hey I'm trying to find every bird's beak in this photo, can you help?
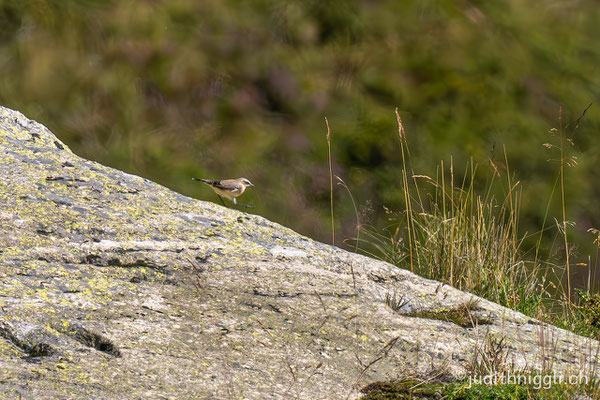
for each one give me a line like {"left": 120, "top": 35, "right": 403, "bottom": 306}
{"left": 249, "top": 182, "right": 255, "bottom": 187}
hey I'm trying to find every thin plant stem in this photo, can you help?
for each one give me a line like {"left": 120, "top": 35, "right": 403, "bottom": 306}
{"left": 337, "top": 176, "right": 360, "bottom": 254}
{"left": 558, "top": 107, "right": 571, "bottom": 304}
{"left": 325, "top": 117, "right": 335, "bottom": 246}
{"left": 395, "top": 108, "right": 414, "bottom": 273}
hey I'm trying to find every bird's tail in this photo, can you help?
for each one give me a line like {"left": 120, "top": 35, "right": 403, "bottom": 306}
{"left": 192, "top": 178, "right": 217, "bottom": 185}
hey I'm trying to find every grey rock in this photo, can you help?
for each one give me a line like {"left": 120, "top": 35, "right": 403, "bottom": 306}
{"left": 0, "top": 105, "right": 597, "bottom": 399}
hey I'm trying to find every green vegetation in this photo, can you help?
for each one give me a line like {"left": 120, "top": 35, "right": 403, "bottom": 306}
{"left": 0, "top": 0, "right": 599, "bottom": 257}
{"left": 571, "top": 289, "right": 600, "bottom": 340}
{"left": 359, "top": 377, "right": 594, "bottom": 400}
{"left": 360, "top": 380, "right": 445, "bottom": 400}
{"left": 402, "top": 300, "right": 491, "bottom": 328}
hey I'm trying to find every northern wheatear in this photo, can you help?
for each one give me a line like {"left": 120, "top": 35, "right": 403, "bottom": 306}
{"left": 192, "top": 177, "right": 254, "bottom": 208}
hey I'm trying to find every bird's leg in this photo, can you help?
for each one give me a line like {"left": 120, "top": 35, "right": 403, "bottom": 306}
{"left": 232, "top": 197, "right": 253, "bottom": 208}
{"left": 217, "top": 195, "right": 226, "bottom": 207}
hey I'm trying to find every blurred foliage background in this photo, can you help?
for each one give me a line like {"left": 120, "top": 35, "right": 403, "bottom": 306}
{"left": 1, "top": 0, "right": 599, "bottom": 274}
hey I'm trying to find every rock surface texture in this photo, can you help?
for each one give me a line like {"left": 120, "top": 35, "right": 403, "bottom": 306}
{"left": 0, "top": 105, "right": 597, "bottom": 399}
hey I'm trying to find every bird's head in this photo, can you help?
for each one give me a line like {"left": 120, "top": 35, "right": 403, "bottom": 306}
{"left": 240, "top": 178, "right": 254, "bottom": 187}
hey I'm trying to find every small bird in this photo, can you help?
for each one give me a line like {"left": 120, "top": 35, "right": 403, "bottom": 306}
{"left": 192, "top": 177, "right": 254, "bottom": 208}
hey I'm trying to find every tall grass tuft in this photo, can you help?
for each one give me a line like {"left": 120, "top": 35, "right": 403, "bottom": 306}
{"left": 358, "top": 110, "right": 547, "bottom": 313}
{"left": 400, "top": 157, "right": 541, "bottom": 311}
